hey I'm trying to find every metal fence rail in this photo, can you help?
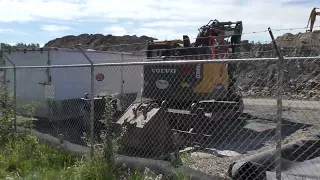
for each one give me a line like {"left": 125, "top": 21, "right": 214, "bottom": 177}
{"left": 0, "top": 30, "right": 319, "bottom": 180}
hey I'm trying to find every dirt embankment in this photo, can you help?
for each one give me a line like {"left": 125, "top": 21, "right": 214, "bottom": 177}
{"left": 236, "top": 31, "right": 320, "bottom": 100}
{"left": 44, "top": 33, "right": 155, "bottom": 52}
{"left": 44, "top": 31, "right": 320, "bottom": 100}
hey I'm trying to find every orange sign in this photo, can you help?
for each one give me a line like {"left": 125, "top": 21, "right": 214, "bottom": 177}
{"left": 95, "top": 73, "right": 105, "bottom": 81}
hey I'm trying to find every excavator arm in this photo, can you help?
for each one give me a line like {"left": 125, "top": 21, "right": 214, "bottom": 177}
{"left": 307, "top": 7, "right": 320, "bottom": 32}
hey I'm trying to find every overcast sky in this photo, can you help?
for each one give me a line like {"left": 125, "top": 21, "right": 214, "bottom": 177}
{"left": 0, "top": 0, "right": 319, "bottom": 47}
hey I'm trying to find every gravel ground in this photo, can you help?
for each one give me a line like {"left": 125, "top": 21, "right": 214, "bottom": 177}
{"left": 181, "top": 100, "right": 320, "bottom": 178}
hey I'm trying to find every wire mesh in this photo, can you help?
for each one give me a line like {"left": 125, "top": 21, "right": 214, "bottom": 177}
{"left": 113, "top": 57, "right": 282, "bottom": 178}
{"left": 0, "top": 25, "right": 319, "bottom": 179}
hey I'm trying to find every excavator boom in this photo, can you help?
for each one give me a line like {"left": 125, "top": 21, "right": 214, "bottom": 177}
{"left": 307, "top": 7, "right": 320, "bottom": 32}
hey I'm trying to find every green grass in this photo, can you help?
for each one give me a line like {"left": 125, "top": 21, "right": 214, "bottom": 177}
{"left": 0, "top": 133, "right": 189, "bottom": 180}
{"left": 0, "top": 132, "right": 150, "bottom": 180}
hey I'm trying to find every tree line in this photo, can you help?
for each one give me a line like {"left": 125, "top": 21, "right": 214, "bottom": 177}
{"left": 1, "top": 42, "right": 40, "bottom": 50}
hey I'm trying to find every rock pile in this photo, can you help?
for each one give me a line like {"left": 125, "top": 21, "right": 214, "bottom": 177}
{"left": 44, "top": 31, "right": 320, "bottom": 100}
{"left": 235, "top": 30, "right": 320, "bottom": 100}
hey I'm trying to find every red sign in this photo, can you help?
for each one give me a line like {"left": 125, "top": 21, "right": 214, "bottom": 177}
{"left": 95, "top": 73, "right": 105, "bottom": 81}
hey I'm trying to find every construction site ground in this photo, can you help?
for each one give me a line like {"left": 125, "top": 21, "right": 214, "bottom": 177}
{"left": 184, "top": 98, "right": 320, "bottom": 177}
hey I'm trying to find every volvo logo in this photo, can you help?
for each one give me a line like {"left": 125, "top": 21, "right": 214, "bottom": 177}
{"left": 152, "top": 69, "right": 176, "bottom": 74}
{"left": 155, "top": 80, "right": 169, "bottom": 89}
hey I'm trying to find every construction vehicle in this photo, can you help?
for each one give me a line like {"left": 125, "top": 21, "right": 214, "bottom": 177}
{"left": 307, "top": 7, "right": 320, "bottom": 32}
{"left": 112, "top": 19, "right": 245, "bottom": 159}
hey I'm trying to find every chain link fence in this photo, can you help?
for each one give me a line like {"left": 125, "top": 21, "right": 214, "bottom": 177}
{"left": 0, "top": 30, "right": 319, "bottom": 179}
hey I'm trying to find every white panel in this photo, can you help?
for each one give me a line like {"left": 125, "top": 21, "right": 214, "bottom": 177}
{"left": 50, "top": 50, "right": 123, "bottom": 100}
{"left": 2, "top": 49, "right": 146, "bottom": 118}
{"left": 122, "top": 53, "right": 145, "bottom": 94}
{"left": 48, "top": 49, "right": 145, "bottom": 100}
{"left": 50, "top": 49, "right": 122, "bottom": 65}
{"left": 3, "top": 50, "right": 49, "bottom": 117}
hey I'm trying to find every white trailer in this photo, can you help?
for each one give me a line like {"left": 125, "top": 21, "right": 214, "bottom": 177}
{"left": 2, "top": 47, "right": 145, "bottom": 121}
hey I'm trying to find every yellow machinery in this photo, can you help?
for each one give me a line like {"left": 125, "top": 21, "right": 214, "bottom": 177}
{"left": 307, "top": 7, "right": 320, "bottom": 32}
{"left": 110, "top": 20, "right": 246, "bottom": 160}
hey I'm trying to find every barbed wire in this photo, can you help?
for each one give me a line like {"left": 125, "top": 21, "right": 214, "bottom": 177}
{"left": 93, "top": 25, "right": 320, "bottom": 48}
{"left": 243, "top": 25, "right": 320, "bottom": 34}
{"left": 3, "top": 44, "right": 319, "bottom": 64}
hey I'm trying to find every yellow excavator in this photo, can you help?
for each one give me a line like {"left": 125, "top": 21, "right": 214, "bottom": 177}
{"left": 307, "top": 7, "right": 320, "bottom": 32}
{"left": 111, "top": 19, "right": 245, "bottom": 159}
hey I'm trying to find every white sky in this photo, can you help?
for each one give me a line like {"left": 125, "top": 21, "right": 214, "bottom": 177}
{"left": 0, "top": 0, "right": 319, "bottom": 45}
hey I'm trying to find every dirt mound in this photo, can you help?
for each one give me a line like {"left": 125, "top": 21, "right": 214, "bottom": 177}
{"left": 236, "top": 30, "right": 320, "bottom": 100}
{"left": 44, "top": 31, "right": 320, "bottom": 100}
{"left": 44, "top": 33, "right": 156, "bottom": 52}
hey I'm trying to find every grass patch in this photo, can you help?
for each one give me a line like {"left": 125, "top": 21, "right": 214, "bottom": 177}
{"left": 0, "top": 132, "right": 189, "bottom": 180}
{"left": 0, "top": 132, "right": 152, "bottom": 180}
{"left": 0, "top": 133, "right": 77, "bottom": 179}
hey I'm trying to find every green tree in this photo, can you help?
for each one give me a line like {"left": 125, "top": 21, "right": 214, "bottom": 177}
{"left": 0, "top": 42, "right": 40, "bottom": 50}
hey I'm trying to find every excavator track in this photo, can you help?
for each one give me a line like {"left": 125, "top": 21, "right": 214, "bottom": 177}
{"left": 111, "top": 97, "right": 243, "bottom": 158}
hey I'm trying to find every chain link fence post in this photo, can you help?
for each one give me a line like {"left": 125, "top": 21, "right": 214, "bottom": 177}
{"left": 3, "top": 54, "right": 17, "bottom": 132}
{"left": 120, "top": 53, "right": 124, "bottom": 105}
{"left": 90, "top": 58, "right": 95, "bottom": 158}
{"left": 78, "top": 47, "right": 95, "bottom": 158}
{"left": 268, "top": 27, "right": 284, "bottom": 180}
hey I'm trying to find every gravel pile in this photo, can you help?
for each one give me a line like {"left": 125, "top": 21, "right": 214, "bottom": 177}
{"left": 235, "top": 31, "right": 320, "bottom": 100}
{"left": 44, "top": 33, "right": 155, "bottom": 52}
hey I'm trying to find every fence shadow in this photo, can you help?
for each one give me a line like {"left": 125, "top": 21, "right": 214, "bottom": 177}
{"left": 29, "top": 107, "right": 314, "bottom": 159}
{"left": 32, "top": 117, "right": 88, "bottom": 146}
{"left": 191, "top": 113, "right": 313, "bottom": 156}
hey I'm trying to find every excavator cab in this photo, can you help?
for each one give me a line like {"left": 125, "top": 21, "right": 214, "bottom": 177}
{"left": 142, "top": 19, "right": 243, "bottom": 107}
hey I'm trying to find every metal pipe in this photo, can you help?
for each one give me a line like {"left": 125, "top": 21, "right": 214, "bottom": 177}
{"left": 0, "top": 56, "right": 318, "bottom": 69}
{"left": 78, "top": 47, "right": 95, "bottom": 158}
{"left": 3, "top": 54, "right": 17, "bottom": 132}
{"left": 268, "top": 27, "right": 284, "bottom": 180}
{"left": 120, "top": 53, "right": 124, "bottom": 106}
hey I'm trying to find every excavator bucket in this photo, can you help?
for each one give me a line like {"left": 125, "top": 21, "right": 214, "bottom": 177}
{"left": 112, "top": 99, "right": 242, "bottom": 158}
{"left": 113, "top": 101, "right": 179, "bottom": 158}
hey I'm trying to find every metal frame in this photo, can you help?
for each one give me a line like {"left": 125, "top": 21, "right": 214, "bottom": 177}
{"left": 2, "top": 54, "right": 17, "bottom": 132}
{"left": 78, "top": 47, "right": 95, "bottom": 158}
{"left": 268, "top": 27, "right": 284, "bottom": 180}
{"left": 0, "top": 56, "right": 318, "bottom": 70}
